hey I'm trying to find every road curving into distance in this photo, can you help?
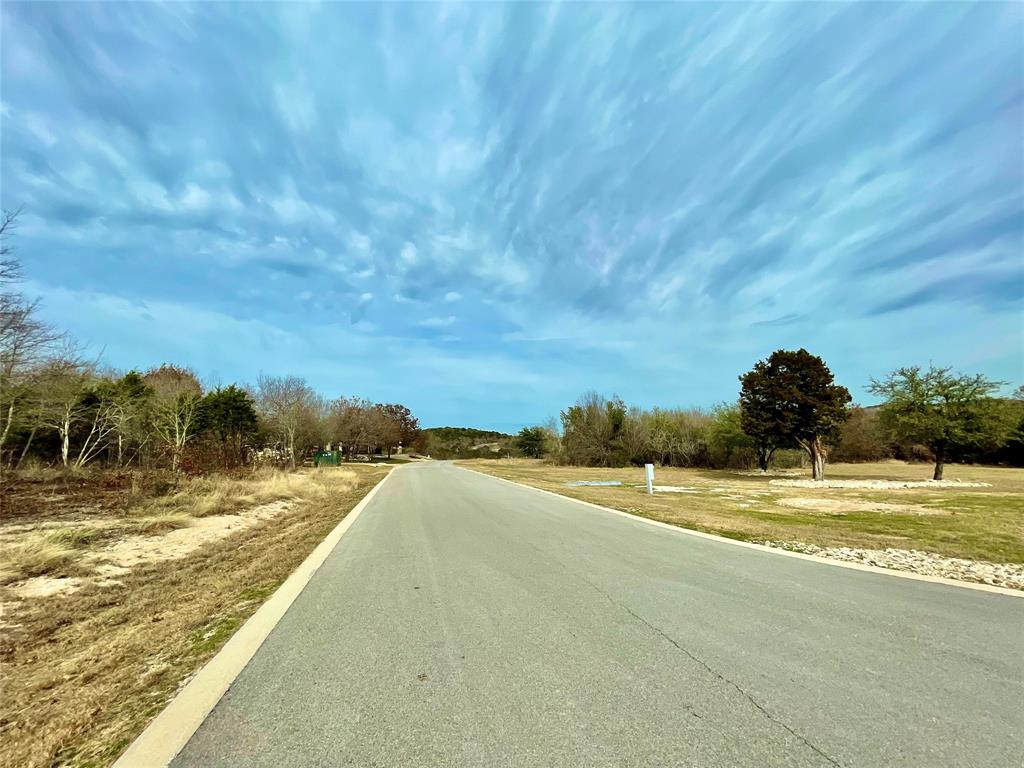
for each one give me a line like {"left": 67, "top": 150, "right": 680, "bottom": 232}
{"left": 170, "top": 461, "right": 1024, "bottom": 767}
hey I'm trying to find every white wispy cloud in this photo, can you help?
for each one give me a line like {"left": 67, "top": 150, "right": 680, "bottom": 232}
{"left": 2, "top": 2, "right": 1020, "bottom": 428}
{"left": 418, "top": 315, "right": 456, "bottom": 328}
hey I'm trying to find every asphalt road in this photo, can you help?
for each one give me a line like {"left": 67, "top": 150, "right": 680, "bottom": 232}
{"left": 173, "top": 462, "right": 1024, "bottom": 767}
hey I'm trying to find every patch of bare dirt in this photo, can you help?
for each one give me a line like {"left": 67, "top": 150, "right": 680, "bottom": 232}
{"left": 87, "top": 499, "right": 293, "bottom": 570}
{"left": 777, "top": 497, "right": 939, "bottom": 515}
{"left": 770, "top": 478, "right": 991, "bottom": 489}
{"left": 731, "top": 469, "right": 803, "bottom": 477}
{"left": 631, "top": 485, "right": 699, "bottom": 493}
{"left": 10, "top": 576, "right": 86, "bottom": 599}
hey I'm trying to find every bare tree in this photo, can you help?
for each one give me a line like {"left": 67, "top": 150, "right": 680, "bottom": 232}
{"left": 255, "top": 374, "right": 320, "bottom": 469}
{"left": 35, "top": 354, "right": 118, "bottom": 468}
{"left": 145, "top": 365, "right": 203, "bottom": 471}
{"left": 376, "top": 403, "right": 419, "bottom": 456}
{"left": 0, "top": 208, "right": 23, "bottom": 283}
{"left": 328, "top": 396, "right": 374, "bottom": 459}
{"left": 0, "top": 209, "right": 62, "bottom": 469}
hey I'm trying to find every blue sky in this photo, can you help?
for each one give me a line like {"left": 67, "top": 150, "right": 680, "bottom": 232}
{"left": 2, "top": 2, "right": 1022, "bottom": 431}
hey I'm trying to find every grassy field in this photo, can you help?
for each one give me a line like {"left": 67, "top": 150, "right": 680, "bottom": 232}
{"left": 458, "top": 459, "right": 1024, "bottom": 567}
{"left": 0, "top": 465, "right": 388, "bottom": 768}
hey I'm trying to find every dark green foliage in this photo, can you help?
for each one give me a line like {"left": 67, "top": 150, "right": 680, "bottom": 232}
{"left": 197, "top": 385, "right": 258, "bottom": 466}
{"left": 983, "top": 390, "right": 1024, "bottom": 466}
{"left": 420, "top": 426, "right": 515, "bottom": 459}
{"left": 515, "top": 426, "right": 547, "bottom": 458}
{"left": 739, "top": 349, "right": 851, "bottom": 477}
{"left": 115, "top": 371, "right": 151, "bottom": 402}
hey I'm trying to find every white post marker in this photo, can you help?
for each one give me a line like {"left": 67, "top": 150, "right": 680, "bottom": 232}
{"left": 645, "top": 463, "right": 654, "bottom": 495}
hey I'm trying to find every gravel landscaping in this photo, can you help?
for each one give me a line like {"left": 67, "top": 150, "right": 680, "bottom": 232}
{"left": 760, "top": 540, "right": 1024, "bottom": 590}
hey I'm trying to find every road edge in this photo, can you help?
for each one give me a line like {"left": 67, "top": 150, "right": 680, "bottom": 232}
{"left": 457, "top": 464, "right": 1022, "bottom": 598}
{"left": 113, "top": 467, "right": 399, "bottom": 768}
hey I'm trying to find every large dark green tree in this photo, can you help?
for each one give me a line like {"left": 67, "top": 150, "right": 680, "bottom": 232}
{"left": 868, "top": 365, "right": 1010, "bottom": 480}
{"left": 515, "top": 426, "right": 547, "bottom": 458}
{"left": 739, "top": 349, "right": 851, "bottom": 480}
{"left": 199, "top": 385, "right": 258, "bottom": 466}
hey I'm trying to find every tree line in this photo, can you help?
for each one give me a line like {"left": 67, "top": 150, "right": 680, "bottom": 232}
{"left": 0, "top": 211, "right": 421, "bottom": 474}
{"left": 517, "top": 349, "right": 1022, "bottom": 481}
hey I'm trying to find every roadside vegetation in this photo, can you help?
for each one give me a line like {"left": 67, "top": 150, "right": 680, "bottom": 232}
{"left": 512, "top": 353, "right": 1021, "bottom": 479}
{"left": 0, "top": 464, "right": 388, "bottom": 768}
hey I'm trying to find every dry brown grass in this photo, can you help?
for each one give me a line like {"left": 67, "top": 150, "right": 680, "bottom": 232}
{"left": 0, "top": 525, "right": 109, "bottom": 585}
{"left": 0, "top": 535, "right": 76, "bottom": 585}
{"left": 460, "top": 459, "right": 1024, "bottom": 564}
{"left": 124, "top": 513, "right": 193, "bottom": 536}
{"left": 0, "top": 465, "right": 388, "bottom": 768}
{"left": 133, "top": 470, "right": 320, "bottom": 518}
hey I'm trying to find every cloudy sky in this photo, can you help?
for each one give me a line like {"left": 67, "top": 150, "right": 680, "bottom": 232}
{"left": 2, "top": 2, "right": 1022, "bottom": 431}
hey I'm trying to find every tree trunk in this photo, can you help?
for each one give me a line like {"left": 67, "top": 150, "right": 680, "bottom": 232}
{"left": 60, "top": 409, "right": 71, "bottom": 467}
{"left": 74, "top": 411, "right": 102, "bottom": 468}
{"left": 800, "top": 435, "right": 827, "bottom": 481}
{"left": 933, "top": 442, "right": 945, "bottom": 481}
{"left": 0, "top": 401, "right": 14, "bottom": 464}
{"left": 756, "top": 444, "right": 770, "bottom": 472}
{"left": 15, "top": 427, "right": 37, "bottom": 469}
{"left": 809, "top": 435, "right": 827, "bottom": 480}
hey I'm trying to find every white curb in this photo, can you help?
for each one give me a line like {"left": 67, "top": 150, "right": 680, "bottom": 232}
{"left": 114, "top": 467, "right": 398, "bottom": 767}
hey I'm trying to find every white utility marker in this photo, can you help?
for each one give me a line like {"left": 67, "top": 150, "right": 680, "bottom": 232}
{"left": 645, "top": 463, "right": 654, "bottom": 495}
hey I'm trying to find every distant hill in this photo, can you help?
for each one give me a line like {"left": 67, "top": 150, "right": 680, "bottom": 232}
{"left": 420, "top": 427, "right": 517, "bottom": 459}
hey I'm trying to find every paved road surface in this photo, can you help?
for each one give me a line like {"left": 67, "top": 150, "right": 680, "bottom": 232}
{"left": 173, "top": 462, "right": 1024, "bottom": 767}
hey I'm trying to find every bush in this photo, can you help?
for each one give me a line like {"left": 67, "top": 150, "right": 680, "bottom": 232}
{"left": 831, "top": 407, "right": 891, "bottom": 463}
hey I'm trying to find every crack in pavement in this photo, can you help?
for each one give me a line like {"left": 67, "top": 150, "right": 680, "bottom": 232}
{"left": 578, "top": 573, "right": 845, "bottom": 768}
{"left": 517, "top": 533, "right": 843, "bottom": 766}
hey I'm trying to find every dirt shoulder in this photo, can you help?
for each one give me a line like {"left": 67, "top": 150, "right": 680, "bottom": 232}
{"left": 0, "top": 465, "right": 388, "bottom": 768}
{"left": 458, "top": 459, "right": 1024, "bottom": 590}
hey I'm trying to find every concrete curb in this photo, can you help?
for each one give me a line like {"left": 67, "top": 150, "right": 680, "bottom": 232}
{"left": 457, "top": 465, "right": 1023, "bottom": 599}
{"left": 113, "top": 467, "right": 398, "bottom": 767}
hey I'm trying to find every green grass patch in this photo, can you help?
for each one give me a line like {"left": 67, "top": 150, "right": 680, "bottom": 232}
{"left": 189, "top": 615, "right": 242, "bottom": 656}
{"left": 239, "top": 581, "right": 281, "bottom": 602}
